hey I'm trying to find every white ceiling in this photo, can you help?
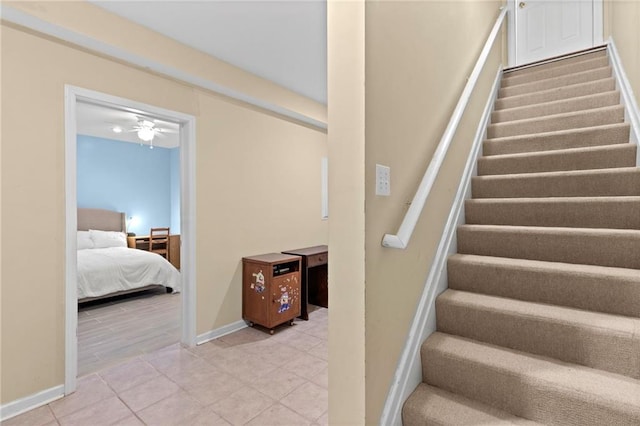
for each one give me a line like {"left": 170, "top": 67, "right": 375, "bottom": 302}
{"left": 88, "top": 0, "right": 327, "bottom": 105}
{"left": 77, "top": 102, "right": 180, "bottom": 149}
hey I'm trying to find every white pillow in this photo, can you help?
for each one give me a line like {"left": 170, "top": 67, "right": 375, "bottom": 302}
{"left": 77, "top": 231, "right": 94, "bottom": 250}
{"left": 89, "top": 229, "right": 127, "bottom": 248}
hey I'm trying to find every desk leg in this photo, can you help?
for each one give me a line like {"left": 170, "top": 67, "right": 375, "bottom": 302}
{"left": 299, "top": 262, "right": 309, "bottom": 321}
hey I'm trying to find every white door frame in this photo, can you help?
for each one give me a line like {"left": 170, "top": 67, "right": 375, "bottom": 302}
{"left": 507, "top": 0, "right": 604, "bottom": 67}
{"left": 64, "top": 85, "right": 197, "bottom": 394}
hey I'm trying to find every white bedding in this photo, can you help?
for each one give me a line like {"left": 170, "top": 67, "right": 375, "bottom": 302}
{"left": 77, "top": 247, "right": 181, "bottom": 300}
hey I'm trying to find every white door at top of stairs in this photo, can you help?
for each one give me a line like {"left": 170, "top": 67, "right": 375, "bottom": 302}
{"left": 514, "top": 0, "right": 597, "bottom": 66}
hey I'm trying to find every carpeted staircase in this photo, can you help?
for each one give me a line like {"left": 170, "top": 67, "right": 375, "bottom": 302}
{"left": 403, "top": 48, "right": 640, "bottom": 425}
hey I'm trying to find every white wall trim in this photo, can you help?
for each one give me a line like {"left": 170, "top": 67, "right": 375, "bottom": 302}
{"left": 379, "top": 66, "right": 503, "bottom": 426}
{"left": 196, "top": 320, "right": 248, "bottom": 345}
{"left": 64, "top": 86, "right": 197, "bottom": 397}
{"left": 507, "top": 0, "right": 604, "bottom": 67}
{"left": 607, "top": 38, "right": 640, "bottom": 166}
{"left": 1, "top": 4, "right": 327, "bottom": 131}
{"left": 321, "top": 157, "right": 329, "bottom": 220}
{"left": 0, "top": 385, "right": 64, "bottom": 422}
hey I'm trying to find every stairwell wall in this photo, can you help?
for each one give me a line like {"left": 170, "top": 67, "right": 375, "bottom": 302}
{"left": 363, "top": 1, "right": 504, "bottom": 422}
{"left": 605, "top": 0, "right": 640, "bottom": 98}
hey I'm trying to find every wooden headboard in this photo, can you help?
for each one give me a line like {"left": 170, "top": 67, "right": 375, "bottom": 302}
{"left": 78, "top": 208, "right": 126, "bottom": 232}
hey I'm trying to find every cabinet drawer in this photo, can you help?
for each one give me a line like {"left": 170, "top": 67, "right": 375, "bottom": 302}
{"left": 307, "top": 252, "right": 328, "bottom": 268}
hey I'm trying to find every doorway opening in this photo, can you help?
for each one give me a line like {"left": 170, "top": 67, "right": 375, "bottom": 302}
{"left": 64, "top": 86, "right": 197, "bottom": 394}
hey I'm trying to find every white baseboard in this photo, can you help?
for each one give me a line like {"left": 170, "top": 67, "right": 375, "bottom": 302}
{"left": 379, "top": 66, "right": 503, "bottom": 426}
{"left": 196, "top": 319, "right": 248, "bottom": 345}
{"left": 608, "top": 37, "right": 640, "bottom": 166}
{"left": 0, "top": 385, "right": 64, "bottom": 422}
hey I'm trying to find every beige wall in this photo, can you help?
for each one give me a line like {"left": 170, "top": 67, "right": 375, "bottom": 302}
{"left": 363, "top": 0, "right": 502, "bottom": 422}
{"left": 605, "top": 0, "right": 640, "bottom": 98}
{"left": 327, "top": 0, "right": 366, "bottom": 424}
{"left": 1, "top": 21, "right": 327, "bottom": 404}
{"left": 328, "top": 0, "right": 504, "bottom": 422}
{"left": 4, "top": 0, "right": 326, "bottom": 126}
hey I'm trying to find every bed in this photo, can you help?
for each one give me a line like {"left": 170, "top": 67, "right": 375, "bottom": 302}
{"left": 77, "top": 208, "right": 181, "bottom": 302}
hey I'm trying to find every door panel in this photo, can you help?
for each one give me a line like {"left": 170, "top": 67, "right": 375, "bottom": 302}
{"left": 516, "top": 0, "right": 594, "bottom": 65}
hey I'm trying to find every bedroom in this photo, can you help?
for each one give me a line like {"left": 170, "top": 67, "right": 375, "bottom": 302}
{"left": 75, "top": 101, "right": 184, "bottom": 375}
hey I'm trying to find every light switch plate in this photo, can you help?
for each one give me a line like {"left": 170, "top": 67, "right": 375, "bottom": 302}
{"left": 376, "top": 164, "right": 391, "bottom": 196}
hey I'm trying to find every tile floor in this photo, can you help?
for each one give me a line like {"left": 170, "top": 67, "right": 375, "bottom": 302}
{"left": 3, "top": 308, "right": 328, "bottom": 426}
{"left": 78, "top": 289, "right": 181, "bottom": 376}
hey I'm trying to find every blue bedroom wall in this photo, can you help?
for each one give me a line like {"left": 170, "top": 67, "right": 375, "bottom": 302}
{"left": 77, "top": 135, "right": 180, "bottom": 236}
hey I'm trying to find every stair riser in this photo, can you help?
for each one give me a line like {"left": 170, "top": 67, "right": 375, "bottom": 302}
{"left": 487, "top": 106, "right": 624, "bottom": 139}
{"left": 499, "top": 67, "right": 612, "bottom": 98}
{"left": 447, "top": 256, "right": 640, "bottom": 317}
{"left": 457, "top": 227, "right": 640, "bottom": 269}
{"left": 478, "top": 145, "right": 636, "bottom": 175}
{"left": 495, "top": 78, "right": 616, "bottom": 110}
{"left": 472, "top": 170, "right": 640, "bottom": 198}
{"left": 491, "top": 91, "right": 620, "bottom": 123}
{"left": 403, "top": 384, "right": 542, "bottom": 426}
{"left": 465, "top": 199, "right": 640, "bottom": 229}
{"left": 422, "top": 342, "right": 640, "bottom": 425}
{"left": 505, "top": 50, "right": 607, "bottom": 78}
{"left": 483, "top": 124, "right": 630, "bottom": 156}
{"left": 502, "top": 56, "right": 610, "bottom": 88}
{"left": 436, "top": 294, "right": 640, "bottom": 378}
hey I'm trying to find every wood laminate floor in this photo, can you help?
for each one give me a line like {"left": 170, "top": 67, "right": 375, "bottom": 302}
{"left": 78, "top": 288, "right": 181, "bottom": 376}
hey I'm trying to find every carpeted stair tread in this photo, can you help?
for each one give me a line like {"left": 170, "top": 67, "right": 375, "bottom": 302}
{"left": 457, "top": 224, "right": 640, "bottom": 269}
{"left": 408, "top": 47, "right": 640, "bottom": 424}
{"left": 436, "top": 289, "right": 640, "bottom": 378}
{"left": 465, "top": 196, "right": 640, "bottom": 229}
{"left": 499, "top": 66, "right": 612, "bottom": 98}
{"left": 504, "top": 49, "right": 607, "bottom": 77}
{"left": 477, "top": 144, "right": 636, "bottom": 176}
{"left": 491, "top": 91, "right": 620, "bottom": 123}
{"left": 502, "top": 55, "right": 610, "bottom": 88}
{"left": 403, "top": 383, "right": 542, "bottom": 426}
{"left": 495, "top": 77, "right": 616, "bottom": 110}
{"left": 422, "top": 332, "right": 640, "bottom": 425}
{"left": 483, "top": 123, "right": 630, "bottom": 156}
{"left": 447, "top": 254, "right": 640, "bottom": 318}
{"left": 487, "top": 105, "right": 624, "bottom": 138}
{"left": 472, "top": 167, "right": 640, "bottom": 198}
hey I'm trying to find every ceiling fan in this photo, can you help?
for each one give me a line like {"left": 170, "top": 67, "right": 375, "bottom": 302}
{"left": 122, "top": 118, "right": 177, "bottom": 149}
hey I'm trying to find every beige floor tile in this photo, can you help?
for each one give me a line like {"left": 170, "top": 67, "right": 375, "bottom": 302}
{"left": 218, "top": 327, "right": 270, "bottom": 347}
{"left": 303, "top": 324, "right": 328, "bottom": 340}
{"left": 187, "top": 339, "right": 231, "bottom": 358}
{"left": 248, "top": 367, "right": 307, "bottom": 400}
{"left": 234, "top": 341, "right": 306, "bottom": 369}
{"left": 309, "top": 366, "right": 328, "bottom": 389}
{"left": 315, "top": 410, "right": 329, "bottom": 426}
{"left": 111, "top": 415, "right": 145, "bottom": 426}
{"left": 183, "top": 408, "right": 232, "bottom": 425}
{"left": 287, "top": 353, "right": 327, "bottom": 381}
{"left": 181, "top": 369, "right": 245, "bottom": 406}
{"left": 245, "top": 403, "right": 313, "bottom": 426}
{"left": 117, "top": 375, "right": 180, "bottom": 412}
{"left": 209, "top": 387, "right": 275, "bottom": 426}
{"left": 280, "top": 382, "right": 328, "bottom": 422}
{"left": 163, "top": 357, "right": 221, "bottom": 385}
{"left": 57, "top": 396, "right": 132, "bottom": 426}
{"left": 1, "top": 405, "right": 56, "bottom": 426}
{"left": 310, "top": 342, "right": 328, "bottom": 362}
{"left": 144, "top": 346, "right": 202, "bottom": 374}
{"left": 203, "top": 347, "right": 280, "bottom": 383}
{"left": 99, "top": 357, "right": 160, "bottom": 393}
{"left": 281, "top": 332, "right": 323, "bottom": 353}
{"left": 49, "top": 374, "right": 116, "bottom": 418}
{"left": 136, "top": 391, "right": 203, "bottom": 426}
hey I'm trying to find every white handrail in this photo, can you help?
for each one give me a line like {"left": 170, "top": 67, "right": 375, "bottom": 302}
{"left": 382, "top": 7, "right": 507, "bottom": 249}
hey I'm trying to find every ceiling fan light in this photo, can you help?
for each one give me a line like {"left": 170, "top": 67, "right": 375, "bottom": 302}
{"left": 137, "top": 127, "right": 155, "bottom": 142}
{"left": 112, "top": 126, "right": 123, "bottom": 133}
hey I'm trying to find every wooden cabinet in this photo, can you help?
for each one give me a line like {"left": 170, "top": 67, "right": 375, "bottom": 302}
{"left": 127, "top": 234, "right": 181, "bottom": 270}
{"left": 242, "top": 253, "right": 301, "bottom": 334}
{"left": 282, "top": 245, "right": 328, "bottom": 320}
